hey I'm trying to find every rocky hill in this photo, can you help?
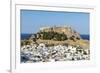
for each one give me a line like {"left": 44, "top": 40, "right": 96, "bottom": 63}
{"left": 30, "top": 26, "right": 81, "bottom": 41}
{"left": 25, "top": 26, "right": 89, "bottom": 49}
{"left": 22, "top": 26, "right": 89, "bottom": 48}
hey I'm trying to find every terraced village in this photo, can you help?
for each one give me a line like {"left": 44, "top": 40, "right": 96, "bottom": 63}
{"left": 21, "top": 26, "right": 90, "bottom": 63}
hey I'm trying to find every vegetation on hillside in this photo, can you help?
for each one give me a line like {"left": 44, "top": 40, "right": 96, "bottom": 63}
{"left": 39, "top": 31, "right": 68, "bottom": 41}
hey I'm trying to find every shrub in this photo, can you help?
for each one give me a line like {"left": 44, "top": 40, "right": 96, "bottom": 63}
{"left": 69, "top": 36, "right": 75, "bottom": 41}
{"left": 76, "top": 37, "right": 80, "bottom": 40}
{"left": 22, "top": 40, "right": 31, "bottom": 45}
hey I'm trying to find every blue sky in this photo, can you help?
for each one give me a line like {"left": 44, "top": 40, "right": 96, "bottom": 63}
{"left": 21, "top": 10, "right": 90, "bottom": 34}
